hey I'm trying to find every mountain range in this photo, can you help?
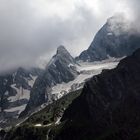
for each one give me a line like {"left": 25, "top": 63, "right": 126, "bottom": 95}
{"left": 56, "top": 48, "right": 140, "bottom": 140}
{"left": 20, "top": 45, "right": 79, "bottom": 117}
{"left": 3, "top": 43, "right": 140, "bottom": 140}
{"left": 22, "top": 15, "right": 140, "bottom": 118}
{"left": 0, "top": 67, "right": 43, "bottom": 128}
{"left": 1, "top": 15, "right": 140, "bottom": 140}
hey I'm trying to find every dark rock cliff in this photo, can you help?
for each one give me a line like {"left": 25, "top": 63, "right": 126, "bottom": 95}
{"left": 56, "top": 48, "right": 140, "bottom": 140}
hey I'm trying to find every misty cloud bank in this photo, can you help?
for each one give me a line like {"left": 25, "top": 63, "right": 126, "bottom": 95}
{"left": 0, "top": 0, "right": 139, "bottom": 72}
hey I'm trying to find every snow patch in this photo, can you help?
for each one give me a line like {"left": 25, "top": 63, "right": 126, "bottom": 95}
{"left": 35, "top": 124, "right": 42, "bottom": 127}
{"left": 28, "top": 75, "right": 37, "bottom": 87}
{"left": 107, "top": 32, "right": 113, "bottom": 36}
{"left": 51, "top": 61, "right": 119, "bottom": 99}
{"left": 5, "top": 104, "right": 27, "bottom": 115}
{"left": 68, "top": 63, "right": 74, "bottom": 68}
{"left": 8, "top": 85, "right": 30, "bottom": 102}
{"left": 8, "top": 76, "right": 37, "bottom": 103}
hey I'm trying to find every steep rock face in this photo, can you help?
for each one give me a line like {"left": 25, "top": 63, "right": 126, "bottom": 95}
{"left": 0, "top": 67, "right": 43, "bottom": 128}
{"left": 56, "top": 48, "right": 140, "bottom": 140}
{"left": 78, "top": 15, "right": 140, "bottom": 61}
{"left": 22, "top": 46, "right": 79, "bottom": 116}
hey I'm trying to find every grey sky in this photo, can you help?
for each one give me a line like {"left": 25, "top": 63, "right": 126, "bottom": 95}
{"left": 0, "top": 0, "right": 139, "bottom": 72}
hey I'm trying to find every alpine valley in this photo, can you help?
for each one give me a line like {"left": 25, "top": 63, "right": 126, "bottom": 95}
{"left": 1, "top": 15, "right": 140, "bottom": 140}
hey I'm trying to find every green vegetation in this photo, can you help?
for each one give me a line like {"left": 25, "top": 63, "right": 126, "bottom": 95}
{"left": 24, "top": 89, "right": 82, "bottom": 125}
{"left": 5, "top": 124, "right": 49, "bottom": 140}
{"left": 3, "top": 89, "right": 82, "bottom": 140}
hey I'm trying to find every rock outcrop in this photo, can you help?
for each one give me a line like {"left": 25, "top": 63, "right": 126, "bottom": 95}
{"left": 56, "top": 48, "right": 140, "bottom": 140}
{"left": 22, "top": 46, "right": 79, "bottom": 116}
{"left": 77, "top": 15, "right": 140, "bottom": 62}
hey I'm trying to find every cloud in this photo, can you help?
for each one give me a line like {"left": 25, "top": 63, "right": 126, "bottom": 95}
{"left": 0, "top": 0, "right": 139, "bottom": 72}
{"left": 126, "top": 0, "right": 140, "bottom": 32}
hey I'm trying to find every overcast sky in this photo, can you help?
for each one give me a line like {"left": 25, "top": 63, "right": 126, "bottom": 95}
{"left": 0, "top": 0, "right": 139, "bottom": 72}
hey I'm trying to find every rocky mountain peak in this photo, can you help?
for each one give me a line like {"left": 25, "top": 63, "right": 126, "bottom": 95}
{"left": 21, "top": 46, "right": 79, "bottom": 116}
{"left": 56, "top": 45, "right": 74, "bottom": 62}
{"left": 107, "top": 14, "right": 128, "bottom": 24}
{"left": 47, "top": 45, "right": 76, "bottom": 68}
{"left": 77, "top": 15, "right": 140, "bottom": 62}
{"left": 56, "top": 45, "right": 68, "bottom": 55}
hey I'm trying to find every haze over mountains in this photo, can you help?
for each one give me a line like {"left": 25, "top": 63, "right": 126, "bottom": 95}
{"left": 1, "top": 15, "right": 140, "bottom": 126}
{"left": 1, "top": 13, "right": 140, "bottom": 140}
{"left": 1, "top": 0, "right": 140, "bottom": 73}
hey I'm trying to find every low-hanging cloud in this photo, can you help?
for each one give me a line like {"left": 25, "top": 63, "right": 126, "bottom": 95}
{"left": 0, "top": 0, "right": 139, "bottom": 72}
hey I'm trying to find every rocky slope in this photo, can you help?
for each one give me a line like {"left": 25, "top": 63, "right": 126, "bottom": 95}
{"left": 0, "top": 89, "right": 82, "bottom": 140}
{"left": 3, "top": 48, "right": 140, "bottom": 140}
{"left": 24, "top": 89, "right": 82, "bottom": 126}
{"left": 55, "top": 48, "right": 140, "bottom": 140}
{"left": 77, "top": 15, "right": 140, "bottom": 62}
{"left": 21, "top": 46, "right": 79, "bottom": 117}
{"left": 0, "top": 67, "right": 43, "bottom": 128}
